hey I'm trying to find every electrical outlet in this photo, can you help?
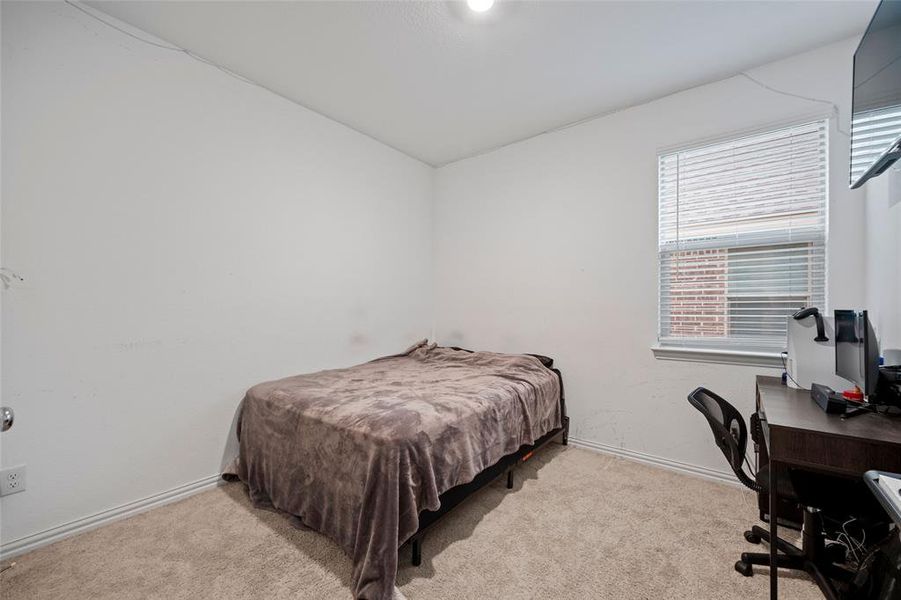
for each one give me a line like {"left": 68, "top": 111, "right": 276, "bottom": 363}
{"left": 0, "top": 465, "right": 26, "bottom": 496}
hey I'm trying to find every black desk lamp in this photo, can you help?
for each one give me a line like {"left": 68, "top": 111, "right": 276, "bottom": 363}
{"left": 793, "top": 307, "right": 829, "bottom": 342}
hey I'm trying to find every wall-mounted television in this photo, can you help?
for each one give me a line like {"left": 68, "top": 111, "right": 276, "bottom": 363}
{"left": 850, "top": 0, "right": 901, "bottom": 189}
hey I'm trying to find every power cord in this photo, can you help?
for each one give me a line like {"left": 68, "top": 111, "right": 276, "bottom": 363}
{"left": 780, "top": 351, "right": 803, "bottom": 388}
{"left": 739, "top": 72, "right": 850, "bottom": 138}
{"left": 833, "top": 518, "right": 869, "bottom": 568}
{"left": 64, "top": 1, "right": 258, "bottom": 85}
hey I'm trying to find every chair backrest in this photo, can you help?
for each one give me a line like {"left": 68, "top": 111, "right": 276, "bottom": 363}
{"left": 687, "top": 387, "right": 759, "bottom": 491}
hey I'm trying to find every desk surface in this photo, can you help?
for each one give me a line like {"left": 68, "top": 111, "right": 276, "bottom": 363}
{"left": 757, "top": 375, "right": 901, "bottom": 448}
{"left": 757, "top": 375, "right": 901, "bottom": 476}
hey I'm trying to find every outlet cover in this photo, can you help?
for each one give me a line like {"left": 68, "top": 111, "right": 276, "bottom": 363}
{"left": 0, "top": 465, "right": 26, "bottom": 496}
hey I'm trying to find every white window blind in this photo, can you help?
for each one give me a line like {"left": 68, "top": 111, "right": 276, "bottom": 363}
{"left": 658, "top": 120, "right": 828, "bottom": 352}
{"left": 850, "top": 104, "right": 901, "bottom": 185}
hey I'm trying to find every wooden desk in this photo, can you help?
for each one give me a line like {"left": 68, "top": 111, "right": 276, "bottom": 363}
{"left": 755, "top": 375, "right": 901, "bottom": 599}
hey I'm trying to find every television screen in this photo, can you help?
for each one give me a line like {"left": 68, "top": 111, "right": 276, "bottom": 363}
{"left": 850, "top": 0, "right": 901, "bottom": 188}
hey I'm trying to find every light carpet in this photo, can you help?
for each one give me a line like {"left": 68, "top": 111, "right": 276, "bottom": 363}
{"left": 1, "top": 446, "right": 820, "bottom": 599}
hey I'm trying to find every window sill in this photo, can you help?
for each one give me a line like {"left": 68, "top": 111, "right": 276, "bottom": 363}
{"left": 651, "top": 345, "right": 783, "bottom": 368}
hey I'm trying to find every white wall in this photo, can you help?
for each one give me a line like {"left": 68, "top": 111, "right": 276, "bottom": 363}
{"left": 864, "top": 164, "right": 901, "bottom": 354}
{"left": 433, "top": 39, "right": 867, "bottom": 475}
{"left": 1, "top": 2, "right": 432, "bottom": 548}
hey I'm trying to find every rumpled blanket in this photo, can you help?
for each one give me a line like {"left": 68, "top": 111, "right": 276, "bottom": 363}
{"left": 224, "top": 341, "right": 562, "bottom": 599}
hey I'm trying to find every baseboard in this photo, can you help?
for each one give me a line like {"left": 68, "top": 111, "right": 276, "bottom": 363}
{"left": 0, "top": 474, "right": 222, "bottom": 560}
{"left": 568, "top": 436, "right": 740, "bottom": 487}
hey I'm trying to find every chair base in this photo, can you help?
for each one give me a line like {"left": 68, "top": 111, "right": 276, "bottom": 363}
{"left": 735, "top": 512, "right": 854, "bottom": 600}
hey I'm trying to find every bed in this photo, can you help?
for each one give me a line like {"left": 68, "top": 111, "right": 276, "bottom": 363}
{"left": 223, "top": 341, "right": 569, "bottom": 600}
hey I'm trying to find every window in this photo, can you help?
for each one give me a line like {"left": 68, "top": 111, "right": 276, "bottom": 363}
{"left": 657, "top": 120, "right": 827, "bottom": 353}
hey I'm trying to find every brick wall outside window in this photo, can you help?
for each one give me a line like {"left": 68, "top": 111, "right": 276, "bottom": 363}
{"left": 667, "top": 249, "right": 727, "bottom": 338}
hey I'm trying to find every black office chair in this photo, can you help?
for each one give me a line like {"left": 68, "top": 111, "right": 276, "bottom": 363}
{"left": 688, "top": 387, "right": 855, "bottom": 600}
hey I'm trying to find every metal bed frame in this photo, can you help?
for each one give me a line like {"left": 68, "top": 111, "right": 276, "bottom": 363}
{"left": 400, "top": 354, "right": 569, "bottom": 567}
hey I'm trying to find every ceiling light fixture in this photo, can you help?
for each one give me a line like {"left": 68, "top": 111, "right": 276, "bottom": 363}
{"left": 467, "top": 0, "right": 495, "bottom": 13}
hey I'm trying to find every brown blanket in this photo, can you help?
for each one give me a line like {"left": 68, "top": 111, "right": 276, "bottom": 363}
{"left": 225, "top": 342, "right": 562, "bottom": 600}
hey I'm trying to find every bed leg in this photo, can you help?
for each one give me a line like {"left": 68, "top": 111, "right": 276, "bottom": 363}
{"left": 561, "top": 416, "right": 570, "bottom": 446}
{"left": 411, "top": 537, "right": 422, "bottom": 567}
{"left": 506, "top": 470, "right": 514, "bottom": 489}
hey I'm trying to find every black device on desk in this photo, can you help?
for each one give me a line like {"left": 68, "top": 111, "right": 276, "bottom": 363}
{"left": 811, "top": 383, "right": 849, "bottom": 414}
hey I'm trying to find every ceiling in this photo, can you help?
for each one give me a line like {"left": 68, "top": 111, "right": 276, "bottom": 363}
{"left": 88, "top": 1, "right": 877, "bottom": 166}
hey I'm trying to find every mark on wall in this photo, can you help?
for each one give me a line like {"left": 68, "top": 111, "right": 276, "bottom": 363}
{"left": 0, "top": 269, "right": 25, "bottom": 289}
{"left": 348, "top": 332, "right": 370, "bottom": 347}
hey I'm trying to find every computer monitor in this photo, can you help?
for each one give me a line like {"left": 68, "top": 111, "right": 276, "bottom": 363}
{"left": 834, "top": 309, "right": 880, "bottom": 397}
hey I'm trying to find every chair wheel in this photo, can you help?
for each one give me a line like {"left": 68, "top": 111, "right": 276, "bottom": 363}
{"left": 735, "top": 560, "right": 753, "bottom": 577}
{"left": 744, "top": 530, "right": 761, "bottom": 544}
